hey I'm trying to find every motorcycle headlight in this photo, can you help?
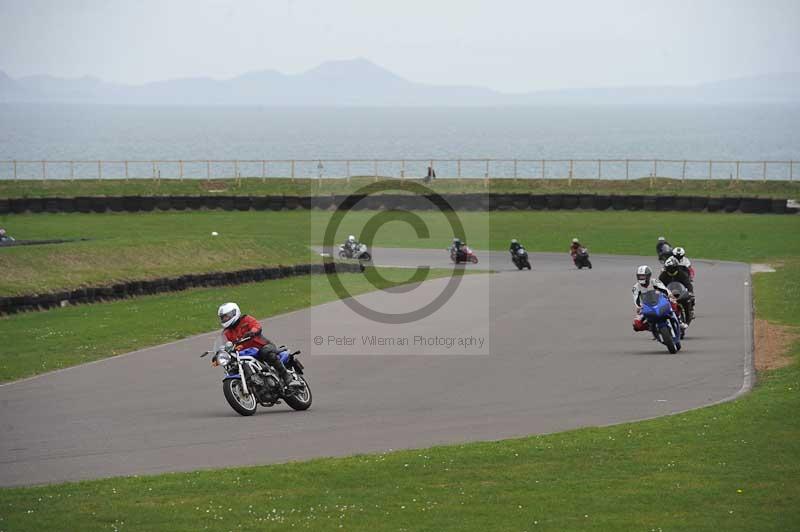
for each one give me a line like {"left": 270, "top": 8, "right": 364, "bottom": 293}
{"left": 216, "top": 351, "right": 232, "bottom": 366}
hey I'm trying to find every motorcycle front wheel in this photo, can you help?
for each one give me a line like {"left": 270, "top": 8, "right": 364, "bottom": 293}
{"left": 360, "top": 252, "right": 372, "bottom": 262}
{"left": 284, "top": 376, "right": 313, "bottom": 411}
{"left": 223, "top": 379, "right": 258, "bottom": 416}
{"left": 659, "top": 325, "right": 678, "bottom": 354}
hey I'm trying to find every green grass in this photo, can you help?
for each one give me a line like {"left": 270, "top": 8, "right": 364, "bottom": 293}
{"left": 3, "top": 210, "right": 799, "bottom": 296}
{"left": 0, "top": 267, "right": 461, "bottom": 383}
{"left": 0, "top": 211, "right": 313, "bottom": 295}
{"left": 0, "top": 263, "right": 797, "bottom": 531}
{"left": 311, "top": 210, "right": 800, "bottom": 263}
{"left": 2, "top": 176, "right": 799, "bottom": 198}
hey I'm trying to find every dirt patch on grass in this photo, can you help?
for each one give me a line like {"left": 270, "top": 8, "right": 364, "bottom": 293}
{"left": 755, "top": 319, "right": 798, "bottom": 372}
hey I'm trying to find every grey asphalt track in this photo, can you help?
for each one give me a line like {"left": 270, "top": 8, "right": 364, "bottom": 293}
{"left": 0, "top": 249, "right": 752, "bottom": 487}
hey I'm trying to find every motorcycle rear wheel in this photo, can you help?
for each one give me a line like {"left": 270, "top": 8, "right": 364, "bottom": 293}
{"left": 284, "top": 376, "right": 313, "bottom": 411}
{"left": 223, "top": 379, "right": 258, "bottom": 416}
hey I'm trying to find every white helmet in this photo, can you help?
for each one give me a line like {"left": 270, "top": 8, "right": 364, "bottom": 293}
{"left": 348, "top": 235, "right": 356, "bottom": 243}
{"left": 572, "top": 238, "right": 579, "bottom": 244}
{"left": 673, "top": 247, "right": 685, "bottom": 260}
{"left": 218, "top": 302, "right": 241, "bottom": 329}
{"left": 636, "top": 265, "right": 652, "bottom": 287}
{"left": 511, "top": 238, "right": 518, "bottom": 244}
{"left": 657, "top": 236, "right": 666, "bottom": 242}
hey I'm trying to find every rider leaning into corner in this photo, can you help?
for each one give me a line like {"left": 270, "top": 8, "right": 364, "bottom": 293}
{"left": 344, "top": 234, "right": 360, "bottom": 255}
{"left": 631, "top": 265, "right": 686, "bottom": 333}
{"left": 450, "top": 237, "right": 466, "bottom": 262}
{"left": 569, "top": 237, "right": 582, "bottom": 261}
{"left": 659, "top": 256, "right": 696, "bottom": 321}
{"left": 672, "top": 246, "right": 695, "bottom": 279}
{"left": 509, "top": 238, "right": 523, "bottom": 255}
{"left": 217, "top": 302, "right": 302, "bottom": 389}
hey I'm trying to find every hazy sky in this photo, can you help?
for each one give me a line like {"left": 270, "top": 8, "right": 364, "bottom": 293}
{"left": 1, "top": 0, "right": 798, "bottom": 92}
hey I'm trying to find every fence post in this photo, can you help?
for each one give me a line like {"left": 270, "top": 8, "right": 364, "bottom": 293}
{"left": 125, "top": 160, "right": 129, "bottom": 180}
{"left": 457, "top": 159, "right": 461, "bottom": 178}
{"left": 763, "top": 161, "right": 767, "bottom": 182}
{"left": 206, "top": 160, "right": 211, "bottom": 181}
{"left": 13, "top": 160, "right": 16, "bottom": 180}
{"left": 179, "top": 160, "right": 184, "bottom": 181}
{"left": 650, "top": 160, "right": 656, "bottom": 188}
{"left": 235, "top": 160, "right": 240, "bottom": 187}
{"left": 152, "top": 161, "right": 157, "bottom": 181}
{"left": 568, "top": 160, "right": 573, "bottom": 186}
{"left": 42, "top": 160, "right": 46, "bottom": 181}
{"left": 485, "top": 159, "right": 490, "bottom": 187}
{"left": 736, "top": 161, "right": 740, "bottom": 181}
{"left": 291, "top": 160, "right": 295, "bottom": 180}
{"left": 514, "top": 159, "right": 518, "bottom": 179}
{"left": 374, "top": 160, "right": 378, "bottom": 181}
{"left": 400, "top": 160, "right": 405, "bottom": 180}
{"left": 541, "top": 159, "right": 545, "bottom": 179}
{"left": 261, "top": 160, "right": 266, "bottom": 182}
{"left": 681, "top": 160, "right": 686, "bottom": 181}
{"left": 97, "top": 160, "right": 102, "bottom": 180}
{"left": 70, "top": 160, "right": 74, "bottom": 181}
{"left": 708, "top": 160, "right": 712, "bottom": 180}
{"left": 347, "top": 160, "right": 352, "bottom": 183}
{"left": 791, "top": 161, "right": 794, "bottom": 181}
{"left": 597, "top": 159, "right": 601, "bottom": 179}
{"left": 625, "top": 159, "right": 629, "bottom": 180}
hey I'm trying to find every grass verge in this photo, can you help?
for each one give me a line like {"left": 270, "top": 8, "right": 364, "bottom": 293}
{"left": 2, "top": 210, "right": 799, "bottom": 295}
{"left": 0, "top": 267, "right": 461, "bottom": 383}
{"left": 0, "top": 264, "right": 797, "bottom": 530}
{"left": 2, "top": 176, "right": 799, "bottom": 198}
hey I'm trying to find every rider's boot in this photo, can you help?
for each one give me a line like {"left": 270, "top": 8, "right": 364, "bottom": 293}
{"left": 278, "top": 366, "right": 302, "bottom": 390}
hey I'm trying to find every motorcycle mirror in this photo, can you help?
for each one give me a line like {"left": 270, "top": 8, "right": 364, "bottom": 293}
{"left": 200, "top": 351, "right": 209, "bottom": 358}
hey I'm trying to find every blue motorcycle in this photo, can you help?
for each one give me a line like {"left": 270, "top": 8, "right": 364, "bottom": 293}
{"left": 640, "top": 290, "right": 682, "bottom": 354}
{"left": 202, "top": 338, "right": 312, "bottom": 416}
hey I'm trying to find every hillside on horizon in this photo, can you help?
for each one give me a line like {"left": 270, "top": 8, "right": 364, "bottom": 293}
{"left": 1, "top": 58, "right": 798, "bottom": 106}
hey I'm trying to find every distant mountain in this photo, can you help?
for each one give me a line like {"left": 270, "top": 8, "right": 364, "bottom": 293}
{"left": 0, "top": 59, "right": 797, "bottom": 105}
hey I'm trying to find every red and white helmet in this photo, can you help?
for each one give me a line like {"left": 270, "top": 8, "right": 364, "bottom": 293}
{"left": 218, "top": 302, "right": 241, "bottom": 329}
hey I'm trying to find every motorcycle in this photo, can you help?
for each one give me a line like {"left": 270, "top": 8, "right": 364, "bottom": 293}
{"left": 339, "top": 243, "right": 372, "bottom": 261}
{"left": 511, "top": 247, "right": 532, "bottom": 270}
{"left": 639, "top": 290, "right": 682, "bottom": 354}
{"left": 573, "top": 247, "right": 592, "bottom": 269}
{"left": 667, "top": 281, "right": 693, "bottom": 336}
{"left": 450, "top": 245, "right": 479, "bottom": 264}
{"left": 201, "top": 337, "right": 312, "bottom": 416}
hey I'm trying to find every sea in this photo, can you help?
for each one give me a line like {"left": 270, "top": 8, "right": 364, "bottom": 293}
{"left": 1, "top": 103, "right": 798, "bottom": 180}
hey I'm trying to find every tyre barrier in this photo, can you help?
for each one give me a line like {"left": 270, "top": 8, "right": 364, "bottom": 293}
{"left": 0, "top": 194, "right": 791, "bottom": 214}
{"left": 0, "top": 262, "right": 365, "bottom": 315}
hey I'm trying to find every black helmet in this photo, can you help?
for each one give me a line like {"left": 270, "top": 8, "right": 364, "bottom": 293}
{"left": 664, "top": 256, "right": 680, "bottom": 274}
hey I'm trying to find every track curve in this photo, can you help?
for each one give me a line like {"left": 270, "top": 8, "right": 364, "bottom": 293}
{"left": 0, "top": 249, "right": 751, "bottom": 486}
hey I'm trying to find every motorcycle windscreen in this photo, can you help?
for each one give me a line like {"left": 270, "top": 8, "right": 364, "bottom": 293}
{"left": 667, "top": 281, "right": 688, "bottom": 300}
{"left": 640, "top": 290, "right": 670, "bottom": 318}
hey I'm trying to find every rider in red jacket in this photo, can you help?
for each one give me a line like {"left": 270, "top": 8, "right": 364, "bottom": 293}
{"left": 218, "top": 302, "right": 301, "bottom": 389}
